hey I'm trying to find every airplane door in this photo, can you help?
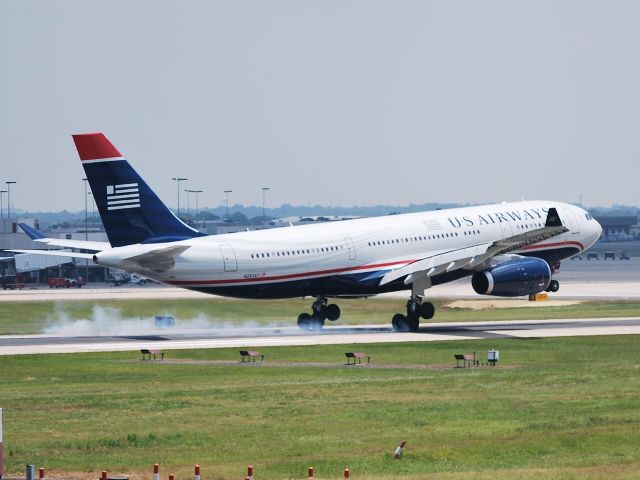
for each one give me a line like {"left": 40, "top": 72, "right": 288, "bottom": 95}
{"left": 345, "top": 237, "right": 356, "bottom": 260}
{"left": 499, "top": 220, "right": 513, "bottom": 240}
{"left": 219, "top": 244, "right": 238, "bottom": 272}
{"left": 562, "top": 208, "right": 581, "bottom": 234}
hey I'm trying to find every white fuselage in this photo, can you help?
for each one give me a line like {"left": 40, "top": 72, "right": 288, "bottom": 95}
{"left": 95, "top": 200, "right": 602, "bottom": 299}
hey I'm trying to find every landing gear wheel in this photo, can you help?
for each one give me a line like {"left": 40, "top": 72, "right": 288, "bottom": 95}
{"left": 546, "top": 280, "right": 560, "bottom": 293}
{"left": 297, "top": 312, "right": 312, "bottom": 329}
{"left": 308, "top": 315, "right": 325, "bottom": 331}
{"left": 325, "top": 304, "right": 341, "bottom": 321}
{"left": 297, "top": 312, "right": 324, "bottom": 331}
{"left": 419, "top": 302, "right": 435, "bottom": 319}
{"left": 392, "top": 313, "right": 408, "bottom": 332}
{"left": 406, "top": 312, "right": 420, "bottom": 332}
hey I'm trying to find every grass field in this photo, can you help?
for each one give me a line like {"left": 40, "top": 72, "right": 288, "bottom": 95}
{"left": 2, "top": 335, "right": 640, "bottom": 479}
{"left": 1, "top": 297, "right": 640, "bottom": 335}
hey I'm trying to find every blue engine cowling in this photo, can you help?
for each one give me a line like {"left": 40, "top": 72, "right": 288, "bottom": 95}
{"left": 471, "top": 257, "right": 552, "bottom": 297}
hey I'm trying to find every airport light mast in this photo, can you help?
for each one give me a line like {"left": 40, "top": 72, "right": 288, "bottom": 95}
{"left": 5, "top": 181, "right": 16, "bottom": 222}
{"left": 0, "top": 190, "right": 6, "bottom": 221}
{"left": 187, "top": 189, "right": 203, "bottom": 226}
{"left": 224, "top": 190, "right": 233, "bottom": 219}
{"left": 262, "top": 187, "right": 270, "bottom": 226}
{"left": 82, "top": 178, "right": 89, "bottom": 284}
{"left": 172, "top": 177, "right": 187, "bottom": 218}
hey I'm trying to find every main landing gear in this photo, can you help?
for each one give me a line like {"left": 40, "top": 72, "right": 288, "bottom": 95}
{"left": 297, "top": 296, "right": 341, "bottom": 331}
{"left": 391, "top": 295, "right": 435, "bottom": 332}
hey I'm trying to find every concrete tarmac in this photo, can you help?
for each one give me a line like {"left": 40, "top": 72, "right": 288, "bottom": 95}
{"left": 1, "top": 317, "right": 639, "bottom": 356}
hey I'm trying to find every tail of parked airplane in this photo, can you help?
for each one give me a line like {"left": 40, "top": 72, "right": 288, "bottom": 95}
{"left": 73, "top": 133, "right": 204, "bottom": 247}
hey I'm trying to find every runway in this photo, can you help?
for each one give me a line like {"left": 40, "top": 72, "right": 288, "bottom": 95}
{"left": 1, "top": 317, "right": 639, "bottom": 356}
{"left": 2, "top": 258, "right": 638, "bottom": 355}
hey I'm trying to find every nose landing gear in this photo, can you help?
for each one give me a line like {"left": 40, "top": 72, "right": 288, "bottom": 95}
{"left": 545, "top": 262, "right": 561, "bottom": 293}
{"left": 297, "top": 296, "right": 341, "bottom": 331}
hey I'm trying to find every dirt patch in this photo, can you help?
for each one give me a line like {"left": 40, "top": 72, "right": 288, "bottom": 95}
{"left": 445, "top": 299, "right": 583, "bottom": 310}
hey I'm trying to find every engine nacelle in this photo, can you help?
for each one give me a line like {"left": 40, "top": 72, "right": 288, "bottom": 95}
{"left": 471, "top": 257, "right": 551, "bottom": 297}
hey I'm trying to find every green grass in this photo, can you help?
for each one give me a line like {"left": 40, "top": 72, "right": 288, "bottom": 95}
{"left": 1, "top": 336, "right": 640, "bottom": 479}
{"left": 1, "top": 298, "right": 639, "bottom": 334}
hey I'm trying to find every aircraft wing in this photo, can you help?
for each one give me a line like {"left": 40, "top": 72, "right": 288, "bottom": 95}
{"left": 18, "top": 223, "right": 110, "bottom": 252}
{"left": 379, "top": 207, "right": 569, "bottom": 286}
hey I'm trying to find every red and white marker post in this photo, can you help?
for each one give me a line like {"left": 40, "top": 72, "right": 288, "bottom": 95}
{"left": 344, "top": 468, "right": 350, "bottom": 478}
{"left": 153, "top": 464, "right": 159, "bottom": 480}
{"left": 194, "top": 464, "right": 200, "bottom": 480}
{"left": 0, "top": 408, "right": 3, "bottom": 480}
{"left": 246, "top": 465, "right": 254, "bottom": 480}
{"left": 38, "top": 468, "right": 45, "bottom": 480}
{"left": 308, "top": 466, "right": 314, "bottom": 479}
{"left": 394, "top": 440, "right": 407, "bottom": 459}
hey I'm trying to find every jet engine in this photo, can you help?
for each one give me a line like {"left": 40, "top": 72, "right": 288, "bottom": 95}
{"left": 471, "top": 257, "right": 552, "bottom": 297}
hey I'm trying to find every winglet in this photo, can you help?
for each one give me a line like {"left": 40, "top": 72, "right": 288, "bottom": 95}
{"left": 545, "top": 208, "right": 562, "bottom": 228}
{"left": 19, "top": 223, "right": 46, "bottom": 240}
{"left": 72, "top": 132, "right": 122, "bottom": 161}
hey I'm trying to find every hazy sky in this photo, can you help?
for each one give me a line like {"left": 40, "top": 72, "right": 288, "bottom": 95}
{"left": 2, "top": 1, "right": 639, "bottom": 213}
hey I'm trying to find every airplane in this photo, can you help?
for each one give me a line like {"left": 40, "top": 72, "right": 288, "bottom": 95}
{"left": 15, "top": 132, "right": 602, "bottom": 332}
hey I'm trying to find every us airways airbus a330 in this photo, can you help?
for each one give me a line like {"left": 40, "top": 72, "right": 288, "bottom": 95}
{"left": 17, "top": 133, "right": 602, "bottom": 332}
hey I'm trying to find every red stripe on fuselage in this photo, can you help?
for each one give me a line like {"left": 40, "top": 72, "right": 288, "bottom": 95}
{"left": 169, "top": 241, "right": 584, "bottom": 288}
{"left": 169, "top": 260, "right": 413, "bottom": 287}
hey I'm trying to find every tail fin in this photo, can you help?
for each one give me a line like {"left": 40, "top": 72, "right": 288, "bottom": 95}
{"left": 18, "top": 222, "right": 46, "bottom": 240}
{"left": 72, "top": 133, "right": 204, "bottom": 247}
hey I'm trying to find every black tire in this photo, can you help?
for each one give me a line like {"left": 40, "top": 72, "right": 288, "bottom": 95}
{"left": 308, "top": 316, "right": 325, "bottom": 331}
{"left": 65, "top": 280, "right": 71, "bottom": 288}
{"left": 326, "top": 303, "right": 340, "bottom": 321}
{"left": 392, "top": 313, "right": 408, "bottom": 332}
{"left": 406, "top": 312, "right": 420, "bottom": 332}
{"left": 419, "top": 302, "right": 435, "bottom": 320}
{"left": 297, "top": 313, "right": 312, "bottom": 330}
{"left": 548, "top": 279, "right": 560, "bottom": 293}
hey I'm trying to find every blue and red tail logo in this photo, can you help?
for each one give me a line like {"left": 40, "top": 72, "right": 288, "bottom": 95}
{"left": 73, "top": 133, "right": 204, "bottom": 247}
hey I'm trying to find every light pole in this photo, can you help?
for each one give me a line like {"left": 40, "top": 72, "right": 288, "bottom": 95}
{"left": 261, "top": 187, "right": 270, "bottom": 225}
{"left": 184, "top": 189, "right": 191, "bottom": 218}
{"left": 6, "top": 181, "right": 16, "bottom": 222}
{"left": 224, "top": 190, "right": 233, "bottom": 219}
{"left": 172, "top": 177, "right": 187, "bottom": 218}
{"left": 88, "top": 191, "right": 95, "bottom": 224}
{"left": 82, "top": 178, "right": 89, "bottom": 284}
{"left": 187, "top": 190, "right": 203, "bottom": 225}
{"left": 82, "top": 179, "right": 88, "bottom": 241}
{"left": 0, "top": 190, "right": 6, "bottom": 221}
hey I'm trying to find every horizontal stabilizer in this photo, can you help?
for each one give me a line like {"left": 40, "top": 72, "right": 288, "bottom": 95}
{"left": 18, "top": 224, "right": 111, "bottom": 252}
{"left": 95, "top": 244, "right": 191, "bottom": 273}
{"left": 9, "top": 249, "right": 95, "bottom": 260}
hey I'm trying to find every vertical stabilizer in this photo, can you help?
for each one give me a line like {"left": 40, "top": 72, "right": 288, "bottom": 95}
{"left": 73, "top": 133, "right": 203, "bottom": 247}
